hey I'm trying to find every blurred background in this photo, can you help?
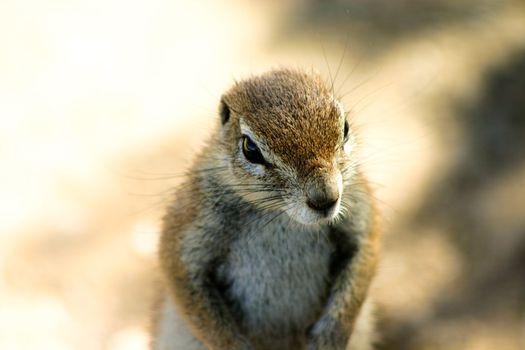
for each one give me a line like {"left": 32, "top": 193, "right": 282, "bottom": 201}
{"left": 1, "top": 0, "right": 524, "bottom": 349}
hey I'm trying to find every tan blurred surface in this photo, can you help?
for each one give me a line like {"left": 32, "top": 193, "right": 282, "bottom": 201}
{"left": 1, "top": 1, "right": 525, "bottom": 349}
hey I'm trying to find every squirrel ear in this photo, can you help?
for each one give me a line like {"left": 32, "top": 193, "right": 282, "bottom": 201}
{"left": 219, "top": 98, "right": 230, "bottom": 125}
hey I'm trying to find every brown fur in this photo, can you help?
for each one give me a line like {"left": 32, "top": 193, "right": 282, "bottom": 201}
{"left": 158, "top": 177, "right": 249, "bottom": 349}
{"left": 223, "top": 69, "right": 341, "bottom": 170}
{"left": 152, "top": 69, "right": 381, "bottom": 350}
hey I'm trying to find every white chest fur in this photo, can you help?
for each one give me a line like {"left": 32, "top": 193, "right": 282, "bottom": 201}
{"left": 217, "top": 216, "right": 334, "bottom": 337}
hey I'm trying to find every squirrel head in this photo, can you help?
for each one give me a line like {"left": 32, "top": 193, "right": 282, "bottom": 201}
{"left": 216, "top": 69, "right": 357, "bottom": 225}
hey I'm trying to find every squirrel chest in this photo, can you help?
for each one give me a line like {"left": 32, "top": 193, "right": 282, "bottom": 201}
{"left": 212, "top": 215, "right": 335, "bottom": 337}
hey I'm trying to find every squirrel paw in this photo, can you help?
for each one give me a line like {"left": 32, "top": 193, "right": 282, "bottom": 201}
{"left": 306, "top": 316, "right": 350, "bottom": 350}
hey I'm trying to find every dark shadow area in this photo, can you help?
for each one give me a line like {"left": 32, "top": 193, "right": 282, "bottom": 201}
{"left": 279, "top": 0, "right": 519, "bottom": 55}
{"left": 378, "top": 48, "right": 525, "bottom": 350}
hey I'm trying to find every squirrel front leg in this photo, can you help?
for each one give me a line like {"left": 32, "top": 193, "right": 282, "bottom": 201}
{"left": 160, "top": 233, "right": 252, "bottom": 350}
{"left": 307, "top": 206, "right": 380, "bottom": 350}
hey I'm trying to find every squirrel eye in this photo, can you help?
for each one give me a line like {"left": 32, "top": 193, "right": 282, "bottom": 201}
{"left": 343, "top": 120, "right": 350, "bottom": 143}
{"left": 242, "top": 135, "right": 266, "bottom": 165}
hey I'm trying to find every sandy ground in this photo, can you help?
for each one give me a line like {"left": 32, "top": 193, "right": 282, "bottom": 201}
{"left": 1, "top": 1, "right": 524, "bottom": 349}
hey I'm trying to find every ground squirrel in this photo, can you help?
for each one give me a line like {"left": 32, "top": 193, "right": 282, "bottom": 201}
{"left": 152, "top": 69, "right": 380, "bottom": 350}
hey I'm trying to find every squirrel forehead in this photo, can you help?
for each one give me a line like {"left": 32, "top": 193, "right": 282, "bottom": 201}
{"left": 224, "top": 69, "right": 344, "bottom": 163}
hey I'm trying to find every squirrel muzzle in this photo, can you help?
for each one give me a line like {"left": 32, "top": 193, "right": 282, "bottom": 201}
{"left": 305, "top": 168, "right": 342, "bottom": 215}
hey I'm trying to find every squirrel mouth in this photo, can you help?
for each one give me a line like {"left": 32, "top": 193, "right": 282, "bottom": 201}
{"left": 307, "top": 196, "right": 340, "bottom": 216}
{"left": 313, "top": 202, "right": 340, "bottom": 220}
{"left": 283, "top": 196, "right": 342, "bottom": 225}
{"left": 307, "top": 198, "right": 338, "bottom": 213}
{"left": 297, "top": 198, "right": 341, "bottom": 225}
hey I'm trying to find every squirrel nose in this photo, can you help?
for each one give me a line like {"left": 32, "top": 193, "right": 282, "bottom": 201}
{"left": 306, "top": 175, "right": 340, "bottom": 212}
